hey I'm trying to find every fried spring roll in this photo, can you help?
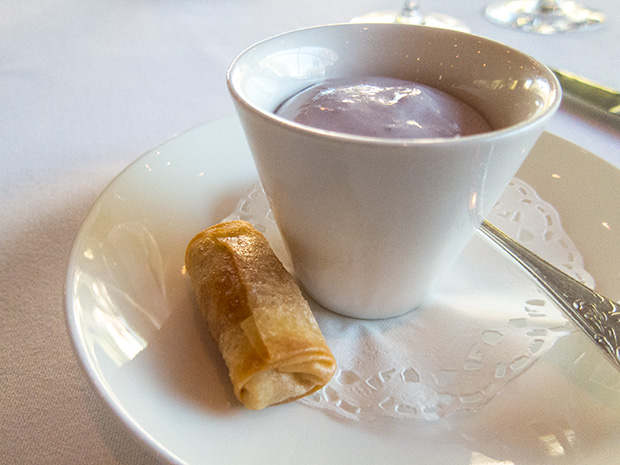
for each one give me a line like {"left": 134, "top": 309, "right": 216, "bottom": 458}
{"left": 185, "top": 220, "right": 336, "bottom": 410}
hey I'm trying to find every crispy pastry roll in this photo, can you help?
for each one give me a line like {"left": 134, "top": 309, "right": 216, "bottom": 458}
{"left": 185, "top": 220, "right": 336, "bottom": 410}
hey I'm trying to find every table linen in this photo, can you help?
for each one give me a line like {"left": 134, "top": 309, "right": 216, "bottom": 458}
{"left": 2, "top": 1, "right": 619, "bottom": 463}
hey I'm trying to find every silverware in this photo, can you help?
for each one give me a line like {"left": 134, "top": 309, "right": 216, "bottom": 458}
{"left": 553, "top": 69, "right": 620, "bottom": 116}
{"left": 480, "top": 220, "right": 620, "bottom": 371}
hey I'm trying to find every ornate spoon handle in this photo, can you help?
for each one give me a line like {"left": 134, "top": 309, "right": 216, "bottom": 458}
{"left": 480, "top": 220, "right": 620, "bottom": 371}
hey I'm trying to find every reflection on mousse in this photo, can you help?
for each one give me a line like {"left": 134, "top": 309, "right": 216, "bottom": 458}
{"left": 275, "top": 76, "right": 492, "bottom": 138}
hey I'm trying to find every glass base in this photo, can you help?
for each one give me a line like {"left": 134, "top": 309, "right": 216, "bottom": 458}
{"left": 351, "top": 10, "right": 470, "bottom": 32}
{"left": 485, "top": 0, "right": 605, "bottom": 34}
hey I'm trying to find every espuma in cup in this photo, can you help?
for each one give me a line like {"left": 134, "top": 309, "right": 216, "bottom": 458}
{"left": 227, "top": 23, "right": 561, "bottom": 319}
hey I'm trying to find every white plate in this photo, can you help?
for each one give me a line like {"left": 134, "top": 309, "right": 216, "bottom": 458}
{"left": 66, "top": 116, "right": 620, "bottom": 465}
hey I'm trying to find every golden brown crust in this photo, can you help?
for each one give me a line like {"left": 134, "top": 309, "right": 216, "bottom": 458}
{"left": 185, "top": 220, "right": 336, "bottom": 410}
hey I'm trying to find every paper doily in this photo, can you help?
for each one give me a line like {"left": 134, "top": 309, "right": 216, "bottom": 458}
{"left": 224, "top": 179, "right": 594, "bottom": 421}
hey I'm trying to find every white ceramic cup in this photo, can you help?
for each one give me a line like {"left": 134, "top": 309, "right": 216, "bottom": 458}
{"left": 227, "top": 23, "right": 561, "bottom": 319}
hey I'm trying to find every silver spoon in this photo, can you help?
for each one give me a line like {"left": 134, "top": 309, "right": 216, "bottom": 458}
{"left": 480, "top": 220, "right": 620, "bottom": 371}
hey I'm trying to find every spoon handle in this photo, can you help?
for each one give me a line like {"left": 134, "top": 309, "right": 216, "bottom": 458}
{"left": 480, "top": 220, "right": 620, "bottom": 371}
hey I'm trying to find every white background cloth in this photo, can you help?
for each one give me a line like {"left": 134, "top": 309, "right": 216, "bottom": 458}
{"left": 1, "top": 1, "right": 619, "bottom": 463}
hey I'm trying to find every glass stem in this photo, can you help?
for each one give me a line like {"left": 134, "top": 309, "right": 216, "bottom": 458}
{"left": 537, "top": 0, "right": 562, "bottom": 13}
{"left": 396, "top": 1, "right": 424, "bottom": 24}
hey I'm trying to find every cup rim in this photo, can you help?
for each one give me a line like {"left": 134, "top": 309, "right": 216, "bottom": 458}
{"left": 227, "top": 23, "right": 562, "bottom": 146}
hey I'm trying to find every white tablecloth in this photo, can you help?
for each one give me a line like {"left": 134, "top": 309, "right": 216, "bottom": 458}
{"left": 2, "top": 1, "right": 619, "bottom": 463}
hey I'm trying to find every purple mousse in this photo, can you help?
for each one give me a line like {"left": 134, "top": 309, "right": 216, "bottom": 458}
{"left": 275, "top": 76, "right": 491, "bottom": 139}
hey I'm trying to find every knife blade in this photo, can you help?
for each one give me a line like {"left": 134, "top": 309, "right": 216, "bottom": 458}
{"left": 553, "top": 69, "right": 620, "bottom": 117}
